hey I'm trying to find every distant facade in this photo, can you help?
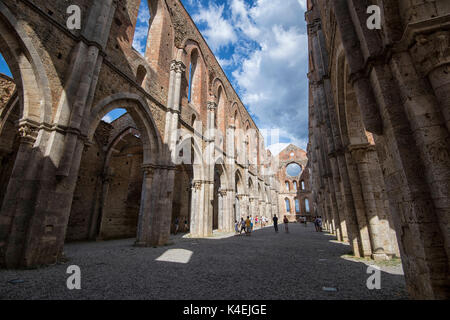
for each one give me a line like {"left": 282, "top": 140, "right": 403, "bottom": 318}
{"left": 276, "top": 144, "right": 314, "bottom": 222}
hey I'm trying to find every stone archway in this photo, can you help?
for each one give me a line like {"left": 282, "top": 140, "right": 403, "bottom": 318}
{"left": 0, "top": 3, "right": 55, "bottom": 268}
{"left": 83, "top": 93, "right": 169, "bottom": 248}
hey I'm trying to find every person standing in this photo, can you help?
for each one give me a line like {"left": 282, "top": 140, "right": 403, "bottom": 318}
{"left": 174, "top": 218, "right": 179, "bottom": 235}
{"left": 184, "top": 218, "right": 189, "bottom": 232}
{"left": 245, "top": 216, "right": 252, "bottom": 236}
{"left": 283, "top": 215, "right": 289, "bottom": 233}
{"left": 235, "top": 220, "right": 239, "bottom": 234}
{"left": 303, "top": 216, "right": 307, "bottom": 227}
{"left": 273, "top": 215, "right": 279, "bottom": 233}
{"left": 318, "top": 216, "right": 323, "bottom": 232}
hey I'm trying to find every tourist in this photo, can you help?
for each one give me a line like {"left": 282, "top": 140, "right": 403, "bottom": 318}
{"left": 245, "top": 216, "right": 252, "bottom": 236}
{"left": 235, "top": 220, "right": 239, "bottom": 234}
{"left": 314, "top": 216, "right": 320, "bottom": 232}
{"left": 184, "top": 218, "right": 189, "bottom": 232}
{"left": 303, "top": 216, "right": 307, "bottom": 227}
{"left": 273, "top": 215, "right": 279, "bottom": 233}
{"left": 283, "top": 215, "right": 289, "bottom": 233}
{"left": 240, "top": 218, "right": 246, "bottom": 235}
{"left": 255, "top": 216, "right": 259, "bottom": 229}
{"left": 318, "top": 216, "right": 323, "bottom": 232}
{"left": 174, "top": 218, "right": 179, "bottom": 235}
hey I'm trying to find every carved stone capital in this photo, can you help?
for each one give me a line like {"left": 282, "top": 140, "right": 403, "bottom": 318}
{"left": 18, "top": 124, "right": 38, "bottom": 145}
{"left": 207, "top": 102, "right": 217, "bottom": 111}
{"left": 171, "top": 61, "right": 186, "bottom": 74}
{"left": 411, "top": 31, "right": 450, "bottom": 76}
{"left": 192, "top": 181, "right": 203, "bottom": 190}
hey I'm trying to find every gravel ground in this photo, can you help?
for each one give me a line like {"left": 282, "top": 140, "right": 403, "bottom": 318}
{"left": 0, "top": 223, "right": 408, "bottom": 300}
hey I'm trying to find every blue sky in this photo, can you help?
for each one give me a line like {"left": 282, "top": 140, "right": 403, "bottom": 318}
{"left": 0, "top": 0, "right": 309, "bottom": 154}
{"left": 0, "top": 53, "right": 12, "bottom": 77}
{"left": 135, "top": 0, "right": 309, "bottom": 153}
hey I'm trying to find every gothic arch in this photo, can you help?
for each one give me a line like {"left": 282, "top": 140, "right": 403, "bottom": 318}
{"left": 0, "top": 2, "right": 52, "bottom": 125}
{"left": 86, "top": 93, "right": 163, "bottom": 165}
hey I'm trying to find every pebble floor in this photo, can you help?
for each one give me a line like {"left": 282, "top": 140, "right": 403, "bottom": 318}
{"left": 0, "top": 223, "right": 408, "bottom": 300}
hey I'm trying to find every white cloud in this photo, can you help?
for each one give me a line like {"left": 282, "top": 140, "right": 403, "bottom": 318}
{"left": 102, "top": 114, "right": 113, "bottom": 123}
{"left": 132, "top": 1, "right": 150, "bottom": 55}
{"left": 184, "top": 0, "right": 309, "bottom": 150}
{"left": 192, "top": 3, "right": 238, "bottom": 51}
{"left": 231, "top": 0, "right": 309, "bottom": 149}
{"left": 267, "top": 143, "right": 290, "bottom": 156}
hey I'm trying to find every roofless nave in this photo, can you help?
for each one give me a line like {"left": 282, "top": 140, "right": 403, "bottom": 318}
{"left": 0, "top": 0, "right": 449, "bottom": 301}
{"left": 0, "top": 0, "right": 315, "bottom": 272}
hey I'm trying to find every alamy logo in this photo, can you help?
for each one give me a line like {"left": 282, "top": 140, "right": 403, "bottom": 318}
{"left": 66, "top": 5, "right": 81, "bottom": 30}
{"left": 66, "top": 265, "right": 81, "bottom": 290}
{"left": 366, "top": 265, "right": 381, "bottom": 290}
{"left": 366, "top": 5, "right": 381, "bottom": 30}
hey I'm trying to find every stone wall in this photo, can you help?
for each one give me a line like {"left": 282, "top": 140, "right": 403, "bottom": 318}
{"left": 306, "top": 0, "right": 450, "bottom": 299}
{"left": 0, "top": 0, "right": 280, "bottom": 269}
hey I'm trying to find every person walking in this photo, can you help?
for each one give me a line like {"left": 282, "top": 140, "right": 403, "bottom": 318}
{"left": 273, "top": 215, "right": 279, "bottom": 233}
{"left": 314, "top": 216, "right": 319, "bottom": 232}
{"left": 283, "top": 215, "right": 289, "bottom": 233}
{"left": 184, "top": 218, "right": 189, "bottom": 232}
{"left": 234, "top": 220, "right": 239, "bottom": 235}
{"left": 240, "top": 217, "right": 246, "bottom": 235}
{"left": 318, "top": 216, "right": 323, "bottom": 232}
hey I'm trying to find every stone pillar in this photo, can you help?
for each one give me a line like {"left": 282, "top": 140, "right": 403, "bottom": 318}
{"left": 189, "top": 181, "right": 205, "bottom": 237}
{"left": 135, "top": 167, "right": 155, "bottom": 246}
{"left": 203, "top": 101, "right": 217, "bottom": 236}
{"left": 350, "top": 145, "right": 389, "bottom": 260}
{"left": 412, "top": 31, "right": 450, "bottom": 132}
{"left": 339, "top": 151, "right": 373, "bottom": 258}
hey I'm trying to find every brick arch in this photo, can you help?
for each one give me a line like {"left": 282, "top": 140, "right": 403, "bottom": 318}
{"left": 235, "top": 169, "right": 244, "bottom": 195}
{"left": 86, "top": 93, "right": 163, "bottom": 166}
{"left": 175, "top": 130, "right": 205, "bottom": 181}
{"left": 183, "top": 41, "right": 208, "bottom": 114}
{"left": 0, "top": 2, "right": 52, "bottom": 125}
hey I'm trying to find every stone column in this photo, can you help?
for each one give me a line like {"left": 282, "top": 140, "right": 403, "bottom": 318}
{"left": 135, "top": 167, "right": 155, "bottom": 246}
{"left": 412, "top": 31, "right": 450, "bottom": 132}
{"left": 189, "top": 181, "right": 205, "bottom": 237}
{"left": 339, "top": 151, "right": 373, "bottom": 258}
{"left": 350, "top": 145, "right": 388, "bottom": 260}
{"left": 203, "top": 101, "right": 217, "bottom": 237}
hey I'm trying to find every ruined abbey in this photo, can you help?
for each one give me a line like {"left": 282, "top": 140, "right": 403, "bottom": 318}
{"left": 0, "top": 0, "right": 449, "bottom": 301}
{"left": 0, "top": 0, "right": 287, "bottom": 269}
{"left": 306, "top": 0, "right": 449, "bottom": 299}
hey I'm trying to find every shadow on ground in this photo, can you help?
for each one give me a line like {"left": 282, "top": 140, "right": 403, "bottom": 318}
{"left": 0, "top": 224, "right": 408, "bottom": 300}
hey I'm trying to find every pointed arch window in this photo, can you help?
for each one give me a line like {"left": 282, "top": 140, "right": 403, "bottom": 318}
{"left": 305, "top": 198, "right": 310, "bottom": 213}
{"left": 295, "top": 198, "right": 300, "bottom": 213}
{"left": 285, "top": 181, "right": 290, "bottom": 191}
{"left": 285, "top": 198, "right": 291, "bottom": 213}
